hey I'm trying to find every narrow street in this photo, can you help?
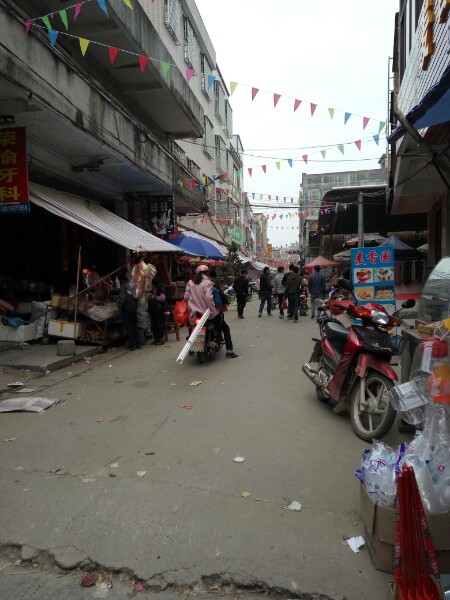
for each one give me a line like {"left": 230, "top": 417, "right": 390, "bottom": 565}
{"left": 0, "top": 303, "right": 407, "bottom": 600}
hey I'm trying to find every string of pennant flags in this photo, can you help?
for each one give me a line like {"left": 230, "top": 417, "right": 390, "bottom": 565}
{"left": 25, "top": 0, "right": 387, "bottom": 136}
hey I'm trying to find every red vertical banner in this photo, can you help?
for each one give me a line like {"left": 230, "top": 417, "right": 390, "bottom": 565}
{"left": 0, "top": 127, "right": 29, "bottom": 214}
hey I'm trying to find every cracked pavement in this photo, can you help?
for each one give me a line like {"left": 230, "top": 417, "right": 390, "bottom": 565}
{"left": 0, "top": 309, "right": 409, "bottom": 599}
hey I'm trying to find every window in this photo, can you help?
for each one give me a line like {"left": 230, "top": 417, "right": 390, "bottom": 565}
{"left": 164, "top": 0, "right": 182, "bottom": 45}
{"left": 200, "top": 54, "right": 212, "bottom": 100}
{"left": 169, "top": 140, "right": 185, "bottom": 163}
{"left": 224, "top": 101, "right": 233, "bottom": 137}
{"left": 186, "top": 157, "right": 200, "bottom": 179}
{"left": 183, "top": 17, "right": 199, "bottom": 74}
{"left": 214, "top": 81, "right": 226, "bottom": 125}
{"left": 203, "top": 116, "right": 213, "bottom": 159}
{"left": 215, "top": 135, "right": 226, "bottom": 171}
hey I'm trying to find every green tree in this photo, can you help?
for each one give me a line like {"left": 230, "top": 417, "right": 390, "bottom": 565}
{"left": 217, "top": 241, "right": 243, "bottom": 286}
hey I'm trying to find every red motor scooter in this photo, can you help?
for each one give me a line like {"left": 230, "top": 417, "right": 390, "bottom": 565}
{"left": 302, "top": 285, "right": 415, "bottom": 441}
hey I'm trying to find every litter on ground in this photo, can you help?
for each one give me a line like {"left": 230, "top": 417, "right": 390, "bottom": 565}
{"left": 0, "top": 397, "right": 59, "bottom": 413}
{"left": 346, "top": 536, "right": 365, "bottom": 553}
{"left": 284, "top": 501, "right": 303, "bottom": 512}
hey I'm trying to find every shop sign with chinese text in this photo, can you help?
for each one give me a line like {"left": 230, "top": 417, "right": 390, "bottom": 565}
{"left": 351, "top": 246, "right": 396, "bottom": 309}
{"left": 0, "top": 127, "right": 29, "bottom": 215}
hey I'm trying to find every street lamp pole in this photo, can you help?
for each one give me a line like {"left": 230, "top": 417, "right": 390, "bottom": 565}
{"left": 358, "top": 191, "right": 364, "bottom": 248}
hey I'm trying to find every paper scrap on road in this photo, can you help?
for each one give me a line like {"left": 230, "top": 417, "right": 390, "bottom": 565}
{"left": 169, "top": 382, "right": 177, "bottom": 386}
{"left": 241, "top": 491, "right": 251, "bottom": 498}
{"left": 233, "top": 456, "right": 245, "bottom": 463}
{"left": 136, "top": 471, "right": 147, "bottom": 478}
{"left": 0, "top": 397, "right": 59, "bottom": 413}
{"left": 346, "top": 536, "right": 365, "bottom": 553}
{"left": 3, "top": 437, "right": 18, "bottom": 443}
{"left": 284, "top": 501, "right": 303, "bottom": 512}
{"left": 97, "top": 417, "right": 104, "bottom": 423}
{"left": 81, "top": 477, "right": 96, "bottom": 483}
{"left": 15, "top": 388, "right": 37, "bottom": 394}
{"left": 190, "top": 380, "right": 202, "bottom": 386}
{"left": 110, "top": 462, "right": 119, "bottom": 469}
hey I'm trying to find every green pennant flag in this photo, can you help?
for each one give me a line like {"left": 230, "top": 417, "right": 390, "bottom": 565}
{"left": 328, "top": 108, "right": 334, "bottom": 119}
{"left": 320, "top": 149, "right": 326, "bottom": 158}
{"left": 59, "top": 9, "right": 68, "bottom": 30}
{"left": 378, "top": 121, "right": 386, "bottom": 133}
{"left": 338, "top": 144, "right": 344, "bottom": 155}
{"left": 161, "top": 61, "right": 171, "bottom": 78}
{"left": 41, "top": 16, "right": 52, "bottom": 30}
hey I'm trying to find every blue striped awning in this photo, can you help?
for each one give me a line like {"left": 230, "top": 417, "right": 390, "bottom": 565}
{"left": 388, "top": 63, "right": 450, "bottom": 143}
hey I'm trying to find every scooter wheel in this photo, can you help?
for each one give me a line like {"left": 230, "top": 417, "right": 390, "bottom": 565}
{"left": 350, "top": 371, "right": 396, "bottom": 442}
{"left": 196, "top": 352, "right": 207, "bottom": 364}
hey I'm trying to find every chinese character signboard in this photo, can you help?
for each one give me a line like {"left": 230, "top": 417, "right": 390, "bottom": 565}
{"left": 351, "top": 246, "right": 396, "bottom": 309}
{"left": 0, "top": 127, "right": 29, "bottom": 215}
{"left": 231, "top": 224, "right": 242, "bottom": 244}
{"left": 129, "top": 195, "right": 174, "bottom": 236}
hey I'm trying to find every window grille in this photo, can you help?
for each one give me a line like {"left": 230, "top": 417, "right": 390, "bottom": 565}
{"left": 186, "top": 157, "right": 200, "bottom": 179}
{"left": 183, "top": 17, "right": 199, "bottom": 74}
{"left": 203, "top": 116, "right": 213, "bottom": 159}
{"left": 164, "top": 0, "right": 182, "bottom": 45}
{"left": 200, "top": 54, "right": 212, "bottom": 101}
{"left": 169, "top": 140, "right": 185, "bottom": 163}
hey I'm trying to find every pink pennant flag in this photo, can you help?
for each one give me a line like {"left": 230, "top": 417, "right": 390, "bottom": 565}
{"left": 268, "top": 195, "right": 271, "bottom": 200}
{"left": 354, "top": 140, "right": 362, "bottom": 151}
{"left": 294, "top": 99, "right": 302, "bottom": 112}
{"left": 139, "top": 55, "right": 149, "bottom": 72}
{"left": 284, "top": 197, "right": 286, "bottom": 202}
{"left": 248, "top": 168, "right": 252, "bottom": 177}
{"left": 310, "top": 103, "right": 317, "bottom": 116}
{"left": 108, "top": 47, "right": 119, "bottom": 64}
{"left": 302, "top": 155, "right": 308, "bottom": 164}
{"left": 273, "top": 93, "right": 281, "bottom": 108}
{"left": 186, "top": 68, "right": 195, "bottom": 83}
{"left": 25, "top": 20, "right": 31, "bottom": 35}
{"left": 363, "top": 117, "right": 370, "bottom": 129}
{"left": 262, "top": 165, "right": 266, "bottom": 173}
{"left": 74, "top": 2, "right": 82, "bottom": 19}
{"left": 276, "top": 196, "right": 279, "bottom": 202}
{"left": 251, "top": 87, "right": 259, "bottom": 101}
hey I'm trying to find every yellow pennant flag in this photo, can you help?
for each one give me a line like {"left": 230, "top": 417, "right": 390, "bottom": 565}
{"left": 230, "top": 81, "right": 238, "bottom": 95}
{"left": 79, "top": 38, "right": 90, "bottom": 56}
{"left": 122, "top": 0, "right": 133, "bottom": 8}
{"left": 328, "top": 107, "right": 335, "bottom": 119}
{"left": 275, "top": 161, "right": 280, "bottom": 170}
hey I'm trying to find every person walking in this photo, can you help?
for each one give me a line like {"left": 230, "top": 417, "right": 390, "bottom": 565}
{"left": 284, "top": 266, "right": 302, "bottom": 323}
{"left": 273, "top": 266, "right": 286, "bottom": 319}
{"left": 233, "top": 269, "right": 250, "bottom": 319}
{"left": 258, "top": 266, "right": 273, "bottom": 317}
{"left": 148, "top": 277, "right": 166, "bottom": 346}
{"left": 308, "top": 265, "right": 327, "bottom": 319}
{"left": 283, "top": 264, "right": 295, "bottom": 319}
{"left": 118, "top": 276, "right": 140, "bottom": 350}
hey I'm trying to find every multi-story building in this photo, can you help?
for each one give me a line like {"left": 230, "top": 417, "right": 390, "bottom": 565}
{"left": 0, "top": 0, "right": 243, "bottom": 291}
{"left": 252, "top": 214, "right": 268, "bottom": 262}
{"left": 388, "top": 0, "right": 450, "bottom": 268}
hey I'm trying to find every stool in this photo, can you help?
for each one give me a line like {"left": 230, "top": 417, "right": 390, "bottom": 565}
{"left": 163, "top": 309, "right": 180, "bottom": 342}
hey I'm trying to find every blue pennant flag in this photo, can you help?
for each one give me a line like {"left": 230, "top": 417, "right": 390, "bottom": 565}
{"left": 287, "top": 159, "right": 293, "bottom": 168}
{"left": 207, "top": 74, "right": 216, "bottom": 89}
{"left": 97, "top": 0, "right": 109, "bottom": 16}
{"left": 344, "top": 112, "right": 351, "bottom": 124}
{"left": 373, "top": 134, "right": 380, "bottom": 145}
{"left": 49, "top": 29, "right": 59, "bottom": 47}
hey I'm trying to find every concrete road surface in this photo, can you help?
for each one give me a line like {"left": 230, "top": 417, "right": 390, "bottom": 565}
{"left": 0, "top": 303, "right": 410, "bottom": 600}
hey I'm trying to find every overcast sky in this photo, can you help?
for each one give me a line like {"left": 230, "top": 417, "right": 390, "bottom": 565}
{"left": 193, "top": 0, "right": 398, "bottom": 247}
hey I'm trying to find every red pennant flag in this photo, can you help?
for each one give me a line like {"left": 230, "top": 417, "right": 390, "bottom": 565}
{"left": 302, "top": 155, "right": 308, "bottom": 164}
{"left": 276, "top": 196, "right": 279, "bottom": 202}
{"left": 182, "top": 179, "right": 187, "bottom": 187}
{"left": 139, "top": 55, "right": 149, "bottom": 72}
{"left": 294, "top": 99, "right": 302, "bottom": 112}
{"left": 248, "top": 168, "right": 252, "bottom": 177}
{"left": 108, "top": 47, "right": 119, "bottom": 64}
{"left": 310, "top": 103, "right": 317, "bottom": 116}
{"left": 273, "top": 93, "right": 281, "bottom": 108}
{"left": 363, "top": 117, "right": 370, "bottom": 129}
{"left": 262, "top": 165, "right": 266, "bottom": 173}
{"left": 251, "top": 87, "right": 259, "bottom": 101}
{"left": 355, "top": 140, "right": 362, "bottom": 150}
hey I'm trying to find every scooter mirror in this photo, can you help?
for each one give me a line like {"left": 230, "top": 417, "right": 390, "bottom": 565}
{"left": 401, "top": 299, "right": 416, "bottom": 309}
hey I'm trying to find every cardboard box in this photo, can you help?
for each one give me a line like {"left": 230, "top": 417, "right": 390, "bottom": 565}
{"left": 360, "top": 484, "right": 450, "bottom": 573}
{"left": 0, "top": 322, "right": 36, "bottom": 342}
{"left": 48, "top": 319, "right": 86, "bottom": 339}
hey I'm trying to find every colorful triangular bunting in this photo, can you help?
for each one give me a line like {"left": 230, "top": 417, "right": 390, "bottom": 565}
{"left": 320, "top": 149, "right": 326, "bottom": 158}
{"left": 287, "top": 159, "right": 293, "bottom": 168}
{"left": 355, "top": 140, "right": 361, "bottom": 151}
{"left": 378, "top": 121, "right": 386, "bottom": 132}
{"left": 274, "top": 93, "right": 281, "bottom": 108}
{"left": 59, "top": 10, "right": 69, "bottom": 30}
{"left": 363, "top": 116, "right": 370, "bottom": 129}
{"left": 48, "top": 29, "right": 59, "bottom": 47}
{"left": 139, "top": 55, "right": 149, "bottom": 72}
{"left": 207, "top": 74, "right": 215, "bottom": 89}
{"left": 262, "top": 165, "right": 266, "bottom": 173}
{"left": 251, "top": 87, "right": 259, "bottom": 101}
{"left": 230, "top": 81, "right": 238, "bottom": 95}
{"left": 294, "top": 99, "right": 301, "bottom": 112}
{"left": 275, "top": 162, "right": 280, "bottom": 170}
{"left": 25, "top": 20, "right": 31, "bottom": 35}
{"left": 344, "top": 112, "right": 351, "bottom": 125}
{"left": 328, "top": 108, "right": 335, "bottom": 119}
{"left": 310, "top": 103, "right": 317, "bottom": 116}
{"left": 373, "top": 134, "right": 380, "bottom": 145}
{"left": 338, "top": 144, "right": 344, "bottom": 155}
{"left": 41, "top": 16, "right": 52, "bottom": 30}
{"left": 186, "top": 68, "right": 194, "bottom": 83}
{"left": 122, "top": 0, "right": 133, "bottom": 7}
{"left": 97, "top": 0, "right": 108, "bottom": 16}
{"left": 79, "top": 37, "right": 90, "bottom": 56}
{"left": 74, "top": 3, "right": 82, "bottom": 19}
{"left": 302, "top": 155, "right": 308, "bottom": 164}
{"left": 109, "top": 46, "right": 119, "bottom": 64}
{"left": 248, "top": 168, "right": 252, "bottom": 177}
{"left": 161, "top": 61, "right": 171, "bottom": 78}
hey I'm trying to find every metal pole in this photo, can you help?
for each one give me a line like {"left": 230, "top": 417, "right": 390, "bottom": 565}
{"left": 358, "top": 192, "right": 364, "bottom": 248}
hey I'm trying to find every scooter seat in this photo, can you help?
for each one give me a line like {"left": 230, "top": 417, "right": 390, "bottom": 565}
{"left": 324, "top": 321, "right": 349, "bottom": 346}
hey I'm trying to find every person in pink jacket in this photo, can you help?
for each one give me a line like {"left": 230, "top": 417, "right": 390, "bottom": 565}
{"left": 184, "top": 264, "right": 219, "bottom": 326}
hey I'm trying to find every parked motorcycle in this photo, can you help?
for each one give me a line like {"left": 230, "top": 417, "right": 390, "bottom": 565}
{"left": 302, "top": 282, "right": 416, "bottom": 441}
{"left": 189, "top": 313, "right": 225, "bottom": 364}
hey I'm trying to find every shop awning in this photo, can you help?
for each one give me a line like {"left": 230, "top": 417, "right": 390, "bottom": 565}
{"left": 29, "top": 183, "right": 177, "bottom": 253}
{"left": 388, "top": 64, "right": 450, "bottom": 143}
{"left": 178, "top": 228, "right": 228, "bottom": 256}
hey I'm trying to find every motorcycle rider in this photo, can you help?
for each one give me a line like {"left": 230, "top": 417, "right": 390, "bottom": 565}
{"left": 208, "top": 269, "right": 238, "bottom": 358}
